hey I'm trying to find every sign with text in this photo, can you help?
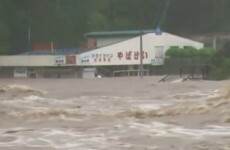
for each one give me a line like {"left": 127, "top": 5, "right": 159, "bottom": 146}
{"left": 78, "top": 33, "right": 167, "bottom": 66}
{"left": 54, "top": 56, "right": 65, "bottom": 65}
{"left": 79, "top": 49, "right": 155, "bottom": 66}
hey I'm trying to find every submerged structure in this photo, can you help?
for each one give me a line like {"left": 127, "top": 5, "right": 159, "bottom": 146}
{"left": 0, "top": 31, "right": 203, "bottom": 78}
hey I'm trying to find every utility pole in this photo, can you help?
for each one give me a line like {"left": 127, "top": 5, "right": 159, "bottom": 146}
{"left": 27, "top": 0, "right": 31, "bottom": 51}
{"left": 28, "top": 25, "right": 31, "bottom": 49}
{"left": 51, "top": 41, "right": 54, "bottom": 54}
{"left": 139, "top": 31, "right": 143, "bottom": 79}
{"left": 213, "top": 35, "right": 217, "bottom": 49}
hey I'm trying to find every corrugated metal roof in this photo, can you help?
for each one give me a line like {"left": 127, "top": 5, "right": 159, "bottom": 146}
{"left": 85, "top": 30, "right": 155, "bottom": 37}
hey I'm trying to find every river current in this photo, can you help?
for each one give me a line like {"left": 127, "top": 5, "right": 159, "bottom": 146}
{"left": 0, "top": 78, "right": 229, "bottom": 150}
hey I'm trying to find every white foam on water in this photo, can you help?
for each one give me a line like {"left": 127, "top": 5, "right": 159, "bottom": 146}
{"left": 0, "top": 88, "right": 228, "bottom": 148}
{"left": 1, "top": 96, "right": 84, "bottom": 113}
{"left": 170, "top": 90, "right": 221, "bottom": 102}
{"left": 134, "top": 103, "right": 172, "bottom": 111}
{"left": 0, "top": 128, "right": 117, "bottom": 149}
{"left": 171, "top": 79, "right": 183, "bottom": 83}
{"left": 0, "top": 84, "right": 47, "bottom": 96}
{"left": 172, "top": 90, "right": 219, "bottom": 98}
{"left": 0, "top": 134, "right": 32, "bottom": 147}
{"left": 129, "top": 122, "right": 230, "bottom": 139}
{"left": 2, "top": 95, "right": 173, "bottom": 118}
{"left": 0, "top": 121, "right": 229, "bottom": 149}
{"left": 24, "top": 95, "right": 45, "bottom": 101}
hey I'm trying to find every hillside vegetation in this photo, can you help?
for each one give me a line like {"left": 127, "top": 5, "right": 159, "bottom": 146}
{"left": 1, "top": 0, "right": 230, "bottom": 54}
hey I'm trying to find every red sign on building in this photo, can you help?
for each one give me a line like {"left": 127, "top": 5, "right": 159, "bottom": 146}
{"left": 66, "top": 55, "right": 76, "bottom": 64}
{"left": 87, "top": 39, "right": 97, "bottom": 49}
{"left": 33, "top": 43, "right": 52, "bottom": 51}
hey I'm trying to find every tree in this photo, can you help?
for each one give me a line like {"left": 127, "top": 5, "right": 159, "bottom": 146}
{"left": 87, "top": 12, "right": 109, "bottom": 31}
{"left": 166, "top": 47, "right": 180, "bottom": 58}
{"left": 0, "top": 1, "right": 11, "bottom": 54}
{"left": 0, "top": 0, "right": 230, "bottom": 55}
{"left": 199, "top": 48, "right": 216, "bottom": 57}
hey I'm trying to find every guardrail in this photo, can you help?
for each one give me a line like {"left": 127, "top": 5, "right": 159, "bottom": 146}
{"left": 113, "top": 69, "right": 149, "bottom": 77}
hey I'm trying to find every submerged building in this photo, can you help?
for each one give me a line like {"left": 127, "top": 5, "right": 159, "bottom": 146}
{"left": 0, "top": 31, "right": 203, "bottom": 78}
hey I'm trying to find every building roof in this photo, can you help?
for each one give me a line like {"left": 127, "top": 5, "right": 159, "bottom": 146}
{"left": 20, "top": 49, "right": 80, "bottom": 55}
{"left": 85, "top": 30, "right": 155, "bottom": 38}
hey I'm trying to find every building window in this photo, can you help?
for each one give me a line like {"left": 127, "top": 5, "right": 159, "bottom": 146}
{"left": 155, "top": 46, "right": 164, "bottom": 58}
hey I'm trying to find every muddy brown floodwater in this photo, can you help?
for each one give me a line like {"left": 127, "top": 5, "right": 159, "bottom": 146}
{"left": 0, "top": 77, "right": 229, "bottom": 150}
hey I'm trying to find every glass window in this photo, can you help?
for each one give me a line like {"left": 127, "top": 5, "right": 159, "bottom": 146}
{"left": 155, "top": 46, "right": 164, "bottom": 58}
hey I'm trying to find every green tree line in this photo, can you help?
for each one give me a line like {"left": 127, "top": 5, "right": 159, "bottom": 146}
{"left": 164, "top": 47, "right": 230, "bottom": 80}
{"left": 1, "top": 0, "right": 230, "bottom": 54}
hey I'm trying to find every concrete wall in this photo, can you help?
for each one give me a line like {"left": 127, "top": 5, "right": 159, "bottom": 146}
{"left": 0, "top": 67, "right": 80, "bottom": 78}
{"left": 38, "top": 67, "right": 78, "bottom": 78}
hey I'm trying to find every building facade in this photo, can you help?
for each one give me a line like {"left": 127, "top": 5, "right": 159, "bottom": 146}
{"left": 0, "top": 31, "right": 204, "bottom": 78}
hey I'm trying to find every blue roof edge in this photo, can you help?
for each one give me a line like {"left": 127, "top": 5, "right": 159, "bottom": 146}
{"left": 84, "top": 29, "right": 156, "bottom": 37}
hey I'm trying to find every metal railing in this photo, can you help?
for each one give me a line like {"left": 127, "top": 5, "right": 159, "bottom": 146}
{"left": 113, "top": 69, "right": 149, "bottom": 77}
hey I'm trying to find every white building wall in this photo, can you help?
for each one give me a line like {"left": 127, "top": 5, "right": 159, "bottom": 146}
{"left": 0, "top": 55, "right": 76, "bottom": 67}
{"left": 0, "top": 32, "right": 203, "bottom": 67}
{"left": 164, "top": 33, "right": 204, "bottom": 50}
{"left": 92, "top": 33, "right": 204, "bottom": 50}
{"left": 0, "top": 56, "right": 53, "bottom": 67}
{"left": 78, "top": 34, "right": 156, "bottom": 66}
{"left": 78, "top": 32, "right": 204, "bottom": 66}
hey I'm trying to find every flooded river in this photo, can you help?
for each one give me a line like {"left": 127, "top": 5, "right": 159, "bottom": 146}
{"left": 0, "top": 77, "right": 229, "bottom": 150}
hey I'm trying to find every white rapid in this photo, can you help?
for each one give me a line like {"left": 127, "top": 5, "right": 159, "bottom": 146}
{"left": 0, "top": 78, "right": 229, "bottom": 150}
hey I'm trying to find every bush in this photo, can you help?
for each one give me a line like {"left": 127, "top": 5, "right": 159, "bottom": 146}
{"left": 164, "top": 46, "right": 229, "bottom": 80}
{"left": 165, "top": 47, "right": 183, "bottom": 58}
{"left": 199, "top": 47, "right": 216, "bottom": 57}
{"left": 208, "top": 58, "right": 230, "bottom": 80}
{"left": 0, "top": 43, "right": 10, "bottom": 55}
{"left": 184, "top": 46, "right": 198, "bottom": 57}
{"left": 166, "top": 46, "right": 198, "bottom": 58}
